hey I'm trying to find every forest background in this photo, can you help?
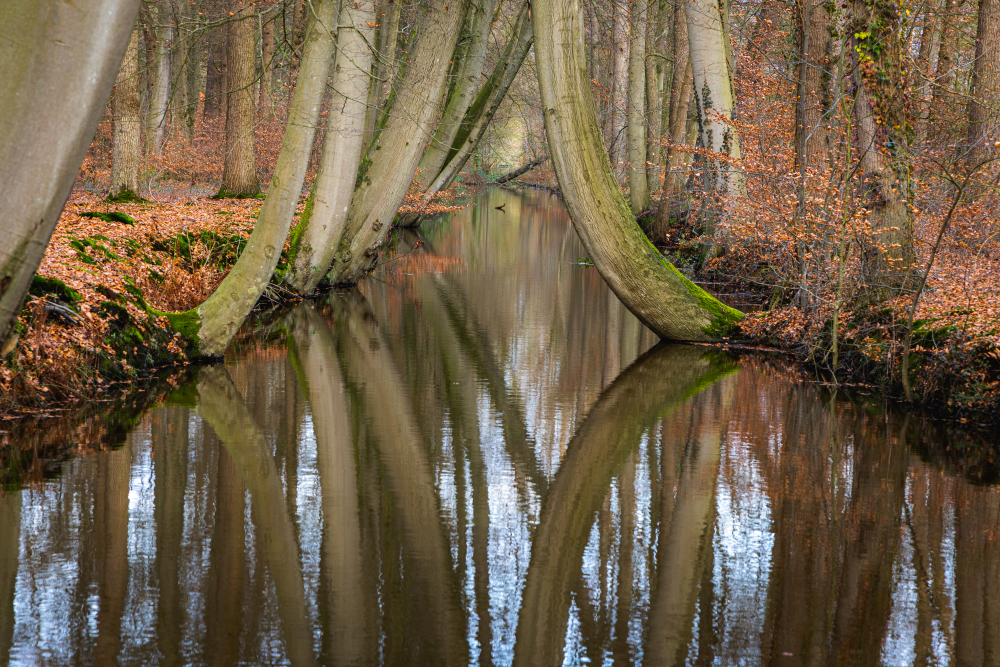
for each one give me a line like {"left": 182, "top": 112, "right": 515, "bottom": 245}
{"left": 2, "top": 0, "right": 1000, "bottom": 424}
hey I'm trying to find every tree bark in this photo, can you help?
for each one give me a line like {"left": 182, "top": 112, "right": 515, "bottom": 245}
{"left": 848, "top": 0, "right": 917, "bottom": 295}
{"left": 0, "top": 0, "right": 142, "bottom": 348}
{"left": 363, "top": 0, "right": 402, "bottom": 152}
{"left": 645, "top": 0, "right": 667, "bottom": 197}
{"left": 968, "top": 0, "right": 1000, "bottom": 163}
{"left": 110, "top": 28, "right": 143, "bottom": 201}
{"left": 533, "top": 0, "right": 742, "bottom": 341}
{"left": 327, "top": 0, "right": 471, "bottom": 285}
{"left": 217, "top": 1, "right": 261, "bottom": 198}
{"left": 204, "top": 27, "right": 228, "bottom": 116}
{"left": 628, "top": 0, "right": 650, "bottom": 213}
{"left": 414, "top": 0, "right": 497, "bottom": 191}
{"left": 147, "top": 0, "right": 173, "bottom": 154}
{"left": 163, "top": 0, "right": 337, "bottom": 356}
{"left": 686, "top": 0, "right": 745, "bottom": 248}
{"left": 794, "top": 0, "right": 833, "bottom": 174}
{"left": 286, "top": 0, "right": 377, "bottom": 294}
{"left": 610, "top": 0, "right": 630, "bottom": 177}
{"left": 915, "top": 0, "right": 942, "bottom": 144}
{"left": 261, "top": 8, "right": 276, "bottom": 107}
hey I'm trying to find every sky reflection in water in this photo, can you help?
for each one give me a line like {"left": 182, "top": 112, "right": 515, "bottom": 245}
{"left": 1, "top": 190, "right": 999, "bottom": 666}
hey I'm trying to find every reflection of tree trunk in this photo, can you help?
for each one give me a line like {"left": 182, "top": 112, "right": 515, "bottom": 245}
{"left": 611, "top": 455, "right": 636, "bottom": 664}
{"left": 333, "top": 294, "right": 467, "bottom": 666}
{"left": 955, "top": 482, "right": 1000, "bottom": 666}
{"left": 295, "top": 307, "right": 373, "bottom": 665}
{"left": 206, "top": 443, "right": 245, "bottom": 666}
{"left": 155, "top": 408, "right": 189, "bottom": 667}
{"left": 513, "top": 345, "right": 735, "bottom": 667}
{"left": 645, "top": 397, "right": 723, "bottom": 666}
{"left": 93, "top": 442, "right": 131, "bottom": 666}
{"left": 197, "top": 366, "right": 318, "bottom": 667}
{"left": 0, "top": 491, "right": 20, "bottom": 666}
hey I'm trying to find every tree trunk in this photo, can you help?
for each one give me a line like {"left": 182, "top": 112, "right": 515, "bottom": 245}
{"left": 110, "top": 29, "right": 143, "bottom": 201}
{"left": 610, "top": 0, "right": 630, "bottom": 177}
{"left": 261, "top": 9, "right": 276, "bottom": 107}
{"left": 968, "top": 0, "right": 1000, "bottom": 163}
{"left": 217, "top": 2, "right": 261, "bottom": 198}
{"left": 163, "top": 0, "right": 337, "bottom": 356}
{"left": 651, "top": 0, "right": 691, "bottom": 242}
{"left": 417, "top": 2, "right": 535, "bottom": 204}
{"left": 178, "top": 0, "right": 202, "bottom": 140}
{"left": 794, "top": 0, "right": 833, "bottom": 174}
{"left": 327, "top": 0, "right": 471, "bottom": 285}
{"left": 848, "top": 0, "right": 917, "bottom": 295}
{"left": 628, "top": 0, "right": 650, "bottom": 212}
{"left": 645, "top": 0, "right": 667, "bottom": 197}
{"left": 363, "top": 0, "right": 402, "bottom": 152}
{"left": 932, "top": 0, "right": 965, "bottom": 104}
{"left": 915, "top": 0, "right": 942, "bottom": 144}
{"left": 686, "top": 0, "right": 745, "bottom": 249}
{"left": 147, "top": 0, "right": 173, "bottom": 154}
{"left": 414, "top": 0, "right": 497, "bottom": 192}
{"left": 533, "top": 0, "right": 742, "bottom": 341}
{"left": 204, "top": 28, "right": 227, "bottom": 116}
{"left": 0, "top": 0, "right": 141, "bottom": 348}
{"left": 286, "top": 0, "right": 377, "bottom": 294}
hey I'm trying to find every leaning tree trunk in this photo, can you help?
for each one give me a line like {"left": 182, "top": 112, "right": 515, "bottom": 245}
{"left": 628, "top": 0, "right": 650, "bottom": 212}
{"left": 147, "top": 0, "right": 173, "bottom": 154}
{"left": 0, "top": 0, "right": 141, "bottom": 348}
{"left": 286, "top": 0, "right": 377, "bottom": 294}
{"left": 326, "top": 0, "right": 470, "bottom": 285}
{"left": 217, "top": 1, "right": 261, "bottom": 198}
{"left": 968, "top": 0, "right": 1000, "bottom": 164}
{"left": 413, "top": 0, "right": 497, "bottom": 192}
{"left": 415, "top": 2, "right": 535, "bottom": 207}
{"left": 110, "top": 28, "right": 143, "bottom": 202}
{"left": 610, "top": 0, "right": 630, "bottom": 177}
{"left": 848, "top": 0, "right": 917, "bottom": 296}
{"left": 363, "top": 0, "right": 402, "bottom": 153}
{"left": 161, "top": 0, "right": 338, "bottom": 356}
{"left": 533, "top": 0, "right": 742, "bottom": 341}
{"left": 686, "top": 0, "right": 745, "bottom": 250}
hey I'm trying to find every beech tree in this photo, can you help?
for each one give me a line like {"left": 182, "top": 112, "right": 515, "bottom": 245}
{"left": 146, "top": 0, "right": 173, "bottom": 154}
{"left": 217, "top": 0, "right": 261, "bottom": 198}
{"left": 0, "top": 0, "right": 141, "bottom": 350}
{"left": 968, "top": 0, "right": 1000, "bottom": 162}
{"left": 109, "top": 28, "right": 143, "bottom": 202}
{"left": 627, "top": 0, "right": 649, "bottom": 213}
{"left": 532, "top": 0, "right": 742, "bottom": 341}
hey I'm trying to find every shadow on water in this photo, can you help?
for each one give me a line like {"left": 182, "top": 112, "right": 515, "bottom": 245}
{"left": 1, "top": 189, "right": 999, "bottom": 666}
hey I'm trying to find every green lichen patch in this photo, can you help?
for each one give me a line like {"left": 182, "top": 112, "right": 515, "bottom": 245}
{"left": 29, "top": 276, "right": 82, "bottom": 310}
{"left": 80, "top": 211, "right": 136, "bottom": 225}
{"left": 104, "top": 190, "right": 148, "bottom": 204}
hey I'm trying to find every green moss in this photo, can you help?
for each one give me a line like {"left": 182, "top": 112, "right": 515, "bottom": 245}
{"left": 285, "top": 190, "right": 315, "bottom": 269}
{"left": 667, "top": 264, "right": 744, "bottom": 337}
{"left": 80, "top": 211, "right": 136, "bottom": 225}
{"left": 29, "top": 276, "right": 82, "bottom": 309}
{"left": 105, "top": 190, "right": 148, "bottom": 204}
{"left": 164, "top": 380, "right": 200, "bottom": 408}
{"left": 212, "top": 187, "right": 264, "bottom": 200}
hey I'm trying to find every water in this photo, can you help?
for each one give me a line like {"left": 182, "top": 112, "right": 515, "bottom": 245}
{"left": 1, "top": 189, "right": 999, "bottom": 666}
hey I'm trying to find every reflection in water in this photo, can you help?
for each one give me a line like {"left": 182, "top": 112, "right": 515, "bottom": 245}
{"left": 2, "top": 190, "right": 1000, "bottom": 666}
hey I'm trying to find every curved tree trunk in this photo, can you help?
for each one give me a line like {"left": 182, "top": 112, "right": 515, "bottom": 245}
{"left": 163, "top": 0, "right": 337, "bottom": 356}
{"left": 110, "top": 28, "right": 143, "bottom": 201}
{"left": 286, "top": 0, "right": 377, "bottom": 294}
{"left": 414, "top": 0, "right": 498, "bottom": 190}
{"left": 0, "top": 0, "right": 141, "bottom": 348}
{"left": 628, "top": 0, "right": 650, "bottom": 213}
{"left": 217, "top": 1, "right": 261, "bottom": 198}
{"left": 326, "top": 0, "right": 470, "bottom": 285}
{"left": 533, "top": 0, "right": 742, "bottom": 341}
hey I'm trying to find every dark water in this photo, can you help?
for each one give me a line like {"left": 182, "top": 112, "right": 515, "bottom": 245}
{"left": 2, "top": 190, "right": 999, "bottom": 666}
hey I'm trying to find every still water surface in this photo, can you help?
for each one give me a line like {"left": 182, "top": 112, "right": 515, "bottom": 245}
{"left": 2, "top": 190, "right": 999, "bottom": 666}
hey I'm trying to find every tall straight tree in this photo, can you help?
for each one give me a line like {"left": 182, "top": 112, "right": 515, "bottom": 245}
{"left": 968, "top": 0, "right": 1000, "bottom": 162}
{"left": 0, "top": 0, "right": 141, "bottom": 348}
{"left": 686, "top": 0, "right": 745, "bottom": 251}
{"left": 147, "top": 0, "right": 173, "bottom": 153}
{"left": 848, "top": 0, "right": 917, "bottom": 294}
{"left": 628, "top": 0, "right": 650, "bottom": 212}
{"left": 645, "top": 0, "right": 668, "bottom": 197}
{"left": 610, "top": 0, "right": 630, "bottom": 177}
{"left": 110, "top": 28, "right": 143, "bottom": 201}
{"left": 217, "top": 0, "right": 260, "bottom": 198}
{"left": 164, "top": 0, "right": 338, "bottom": 356}
{"left": 794, "top": 0, "right": 833, "bottom": 175}
{"left": 325, "top": 0, "right": 471, "bottom": 285}
{"left": 532, "top": 0, "right": 743, "bottom": 340}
